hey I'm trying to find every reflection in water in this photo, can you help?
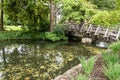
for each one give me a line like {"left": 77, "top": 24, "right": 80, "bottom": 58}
{"left": 96, "top": 41, "right": 109, "bottom": 48}
{"left": 0, "top": 41, "right": 92, "bottom": 80}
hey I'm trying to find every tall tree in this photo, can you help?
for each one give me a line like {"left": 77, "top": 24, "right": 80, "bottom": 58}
{"left": 61, "top": 0, "right": 96, "bottom": 24}
{"left": 50, "top": 0, "right": 54, "bottom": 32}
{"left": 0, "top": 0, "right": 4, "bottom": 30}
{"left": 4, "top": 0, "right": 49, "bottom": 31}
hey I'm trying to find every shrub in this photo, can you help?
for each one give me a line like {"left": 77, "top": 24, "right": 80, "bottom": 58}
{"left": 108, "top": 42, "right": 120, "bottom": 54}
{"left": 78, "top": 56, "right": 96, "bottom": 76}
{"left": 103, "top": 62, "right": 120, "bottom": 80}
{"left": 90, "top": 10, "right": 120, "bottom": 27}
{"left": 102, "top": 52, "right": 119, "bottom": 66}
{"left": 53, "top": 24, "right": 68, "bottom": 36}
{"left": 45, "top": 32, "right": 67, "bottom": 42}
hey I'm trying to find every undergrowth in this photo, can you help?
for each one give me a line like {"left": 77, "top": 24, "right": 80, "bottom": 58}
{"left": 0, "top": 31, "right": 68, "bottom": 42}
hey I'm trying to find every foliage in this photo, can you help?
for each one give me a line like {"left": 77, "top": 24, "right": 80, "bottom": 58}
{"left": 53, "top": 24, "right": 68, "bottom": 36}
{"left": 61, "top": 0, "right": 96, "bottom": 23}
{"left": 89, "top": 0, "right": 116, "bottom": 10}
{"left": 0, "top": 30, "right": 67, "bottom": 42}
{"left": 4, "top": 0, "right": 49, "bottom": 31}
{"left": 45, "top": 32, "right": 67, "bottom": 42}
{"left": 108, "top": 41, "right": 120, "bottom": 53}
{"left": 77, "top": 74, "right": 88, "bottom": 80}
{"left": 78, "top": 56, "right": 96, "bottom": 76}
{"left": 116, "top": 0, "right": 120, "bottom": 9}
{"left": 103, "top": 63, "right": 120, "bottom": 80}
{"left": 102, "top": 52, "right": 119, "bottom": 66}
{"left": 90, "top": 10, "right": 120, "bottom": 26}
{"left": 102, "top": 41, "right": 120, "bottom": 80}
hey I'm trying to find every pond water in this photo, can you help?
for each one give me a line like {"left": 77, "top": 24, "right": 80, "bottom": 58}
{"left": 0, "top": 40, "right": 98, "bottom": 80}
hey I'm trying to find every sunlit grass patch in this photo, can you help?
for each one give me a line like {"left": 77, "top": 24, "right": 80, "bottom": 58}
{"left": 4, "top": 25, "right": 22, "bottom": 31}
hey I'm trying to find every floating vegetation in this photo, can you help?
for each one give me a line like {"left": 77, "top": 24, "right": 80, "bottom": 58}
{"left": 0, "top": 41, "right": 93, "bottom": 80}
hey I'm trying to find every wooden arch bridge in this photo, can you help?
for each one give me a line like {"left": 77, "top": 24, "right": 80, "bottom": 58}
{"left": 66, "top": 23, "right": 120, "bottom": 42}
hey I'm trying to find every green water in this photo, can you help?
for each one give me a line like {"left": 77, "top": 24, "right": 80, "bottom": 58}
{"left": 0, "top": 40, "right": 95, "bottom": 80}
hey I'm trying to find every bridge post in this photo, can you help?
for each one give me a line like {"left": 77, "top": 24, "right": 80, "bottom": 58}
{"left": 80, "top": 24, "right": 85, "bottom": 33}
{"left": 94, "top": 26, "right": 100, "bottom": 35}
{"left": 86, "top": 24, "right": 92, "bottom": 33}
{"left": 115, "top": 29, "right": 120, "bottom": 40}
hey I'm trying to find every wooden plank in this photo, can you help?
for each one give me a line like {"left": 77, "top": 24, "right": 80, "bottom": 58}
{"left": 94, "top": 27, "right": 100, "bottom": 35}
{"left": 115, "top": 29, "right": 120, "bottom": 40}
{"left": 103, "top": 28, "right": 109, "bottom": 37}
{"left": 91, "top": 27, "right": 96, "bottom": 32}
{"left": 109, "top": 32, "right": 117, "bottom": 37}
{"left": 80, "top": 24, "right": 85, "bottom": 32}
{"left": 86, "top": 24, "right": 92, "bottom": 33}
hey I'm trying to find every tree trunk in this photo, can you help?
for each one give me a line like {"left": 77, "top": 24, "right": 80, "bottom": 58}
{"left": 54, "top": 5, "right": 57, "bottom": 25}
{"left": 50, "top": 0, "right": 54, "bottom": 32}
{"left": 1, "top": 0, "right": 4, "bottom": 31}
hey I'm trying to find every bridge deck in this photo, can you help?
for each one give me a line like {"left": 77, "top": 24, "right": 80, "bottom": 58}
{"left": 66, "top": 23, "right": 120, "bottom": 42}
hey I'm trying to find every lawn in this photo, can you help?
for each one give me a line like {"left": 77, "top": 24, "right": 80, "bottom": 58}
{"left": 4, "top": 25, "right": 22, "bottom": 31}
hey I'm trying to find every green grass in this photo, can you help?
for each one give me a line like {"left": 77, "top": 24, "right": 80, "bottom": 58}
{"left": 108, "top": 42, "right": 120, "bottom": 53}
{"left": 102, "top": 41, "right": 120, "bottom": 80}
{"left": 103, "top": 62, "right": 120, "bottom": 80}
{"left": 4, "top": 25, "right": 22, "bottom": 31}
{"left": 102, "top": 52, "right": 119, "bottom": 66}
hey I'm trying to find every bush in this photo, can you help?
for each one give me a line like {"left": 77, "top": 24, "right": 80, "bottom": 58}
{"left": 102, "top": 52, "right": 119, "bottom": 66}
{"left": 103, "top": 63, "right": 120, "bottom": 80}
{"left": 78, "top": 56, "right": 96, "bottom": 76}
{"left": 108, "top": 42, "right": 120, "bottom": 53}
{"left": 90, "top": 10, "right": 120, "bottom": 27}
{"left": 45, "top": 32, "right": 67, "bottom": 42}
{"left": 53, "top": 24, "right": 68, "bottom": 36}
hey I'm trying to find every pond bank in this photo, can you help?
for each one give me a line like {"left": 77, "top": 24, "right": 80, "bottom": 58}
{"left": 54, "top": 51, "right": 110, "bottom": 80}
{"left": 54, "top": 43, "right": 119, "bottom": 80}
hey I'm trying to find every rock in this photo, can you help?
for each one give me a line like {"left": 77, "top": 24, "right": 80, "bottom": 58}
{"left": 96, "top": 41, "right": 109, "bottom": 48}
{"left": 81, "top": 38, "right": 92, "bottom": 44}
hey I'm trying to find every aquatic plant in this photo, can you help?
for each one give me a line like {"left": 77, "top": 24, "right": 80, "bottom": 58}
{"left": 102, "top": 52, "right": 119, "bottom": 66}
{"left": 103, "top": 62, "right": 120, "bottom": 80}
{"left": 78, "top": 56, "right": 96, "bottom": 76}
{"left": 108, "top": 42, "right": 120, "bottom": 54}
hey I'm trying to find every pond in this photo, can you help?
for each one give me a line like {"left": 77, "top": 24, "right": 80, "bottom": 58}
{"left": 0, "top": 40, "right": 101, "bottom": 80}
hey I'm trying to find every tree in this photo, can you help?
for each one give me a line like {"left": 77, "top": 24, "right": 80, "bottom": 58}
{"left": 0, "top": 0, "right": 4, "bottom": 30}
{"left": 61, "top": 0, "right": 96, "bottom": 24}
{"left": 50, "top": 0, "right": 54, "bottom": 32}
{"left": 89, "top": 0, "right": 116, "bottom": 10}
{"left": 4, "top": 0, "right": 49, "bottom": 31}
{"left": 49, "top": 0, "right": 62, "bottom": 31}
